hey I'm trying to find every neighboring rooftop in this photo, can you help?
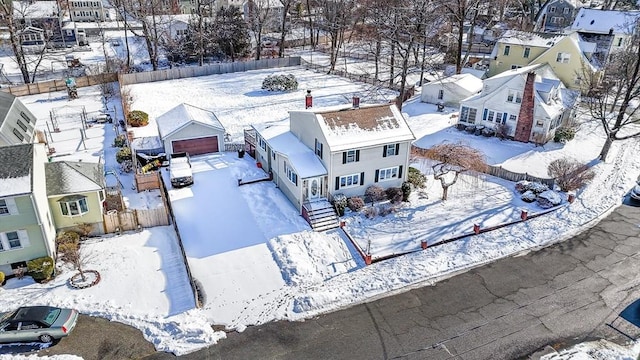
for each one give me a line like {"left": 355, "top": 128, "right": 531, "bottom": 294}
{"left": 0, "top": 143, "right": 33, "bottom": 197}
{"left": 45, "top": 161, "right": 104, "bottom": 196}
{"left": 571, "top": 8, "right": 640, "bottom": 34}
{"left": 497, "top": 30, "right": 564, "bottom": 48}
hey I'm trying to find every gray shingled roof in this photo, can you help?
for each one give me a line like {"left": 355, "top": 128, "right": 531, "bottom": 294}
{"left": 45, "top": 161, "right": 105, "bottom": 196}
{"left": 0, "top": 142, "right": 33, "bottom": 186}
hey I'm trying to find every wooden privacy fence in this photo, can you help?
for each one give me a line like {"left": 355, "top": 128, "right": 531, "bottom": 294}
{"left": 1, "top": 73, "right": 118, "bottom": 96}
{"left": 485, "top": 165, "right": 555, "bottom": 188}
{"left": 135, "top": 172, "right": 161, "bottom": 192}
{"left": 118, "top": 56, "right": 302, "bottom": 86}
{"left": 103, "top": 207, "right": 170, "bottom": 233}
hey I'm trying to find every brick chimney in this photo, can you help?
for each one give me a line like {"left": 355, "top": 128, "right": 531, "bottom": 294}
{"left": 305, "top": 90, "right": 312, "bottom": 109}
{"left": 514, "top": 72, "right": 536, "bottom": 143}
{"left": 352, "top": 96, "right": 360, "bottom": 109}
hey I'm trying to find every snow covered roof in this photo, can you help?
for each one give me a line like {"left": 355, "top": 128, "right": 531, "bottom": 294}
{"left": 13, "top": 1, "right": 59, "bottom": 18}
{"left": 498, "top": 30, "right": 564, "bottom": 47}
{"left": 571, "top": 8, "right": 640, "bottom": 35}
{"left": 156, "top": 103, "right": 225, "bottom": 139}
{"left": 0, "top": 144, "right": 33, "bottom": 197}
{"left": 428, "top": 73, "right": 483, "bottom": 93}
{"left": 314, "top": 104, "right": 415, "bottom": 152}
{"left": 131, "top": 136, "right": 164, "bottom": 152}
{"left": 45, "top": 161, "right": 104, "bottom": 196}
{"left": 254, "top": 123, "right": 327, "bottom": 178}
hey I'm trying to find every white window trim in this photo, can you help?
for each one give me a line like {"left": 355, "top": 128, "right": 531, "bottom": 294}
{"left": 345, "top": 150, "right": 357, "bottom": 163}
{"left": 385, "top": 144, "right": 398, "bottom": 157}
{"left": 507, "top": 89, "right": 522, "bottom": 104}
{"left": 378, "top": 166, "right": 399, "bottom": 182}
{"left": 60, "top": 197, "right": 89, "bottom": 217}
{"left": 0, "top": 230, "right": 29, "bottom": 251}
{"left": 339, "top": 173, "right": 360, "bottom": 189}
{"left": 284, "top": 162, "right": 297, "bottom": 185}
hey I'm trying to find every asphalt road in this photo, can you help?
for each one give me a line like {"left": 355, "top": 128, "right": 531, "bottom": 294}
{"left": 10, "top": 197, "right": 638, "bottom": 360}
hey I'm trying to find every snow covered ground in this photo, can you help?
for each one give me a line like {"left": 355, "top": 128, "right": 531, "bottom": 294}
{"left": 0, "top": 64, "right": 639, "bottom": 359}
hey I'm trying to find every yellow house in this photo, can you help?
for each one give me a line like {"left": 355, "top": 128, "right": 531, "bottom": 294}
{"left": 489, "top": 30, "right": 601, "bottom": 93}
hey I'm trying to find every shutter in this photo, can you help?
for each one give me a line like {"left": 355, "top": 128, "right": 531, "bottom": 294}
{"left": 314, "top": 138, "right": 317, "bottom": 153}
{"left": 295, "top": 175, "right": 298, "bottom": 186}
{"left": 375, "top": 169, "right": 379, "bottom": 182}
{"left": 398, "top": 165, "right": 403, "bottom": 178}
{"left": 335, "top": 177, "right": 340, "bottom": 190}
{"left": 320, "top": 143, "right": 323, "bottom": 159}
{"left": 17, "top": 230, "right": 30, "bottom": 247}
{"left": 5, "top": 198, "right": 18, "bottom": 215}
{"left": 342, "top": 152, "right": 347, "bottom": 164}
{"left": 382, "top": 145, "right": 387, "bottom": 157}
{"left": 395, "top": 143, "right": 400, "bottom": 155}
{"left": 483, "top": 108, "right": 488, "bottom": 120}
{"left": 360, "top": 172, "right": 365, "bottom": 185}
{"left": 355, "top": 150, "right": 360, "bottom": 161}
{"left": 502, "top": 112, "right": 508, "bottom": 123}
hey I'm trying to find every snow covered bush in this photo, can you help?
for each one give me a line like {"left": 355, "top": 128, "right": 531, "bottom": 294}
{"left": 113, "top": 134, "right": 126, "bottom": 147}
{"left": 116, "top": 146, "right": 132, "bottom": 163}
{"left": 332, "top": 193, "right": 347, "bottom": 216}
{"left": 347, "top": 197, "right": 365, "bottom": 211}
{"left": 537, "top": 190, "right": 562, "bottom": 209}
{"left": 386, "top": 187, "right": 403, "bottom": 204}
{"left": 127, "top": 110, "right": 149, "bottom": 127}
{"left": 363, "top": 206, "right": 378, "bottom": 219}
{"left": 407, "top": 167, "right": 426, "bottom": 189}
{"left": 554, "top": 126, "right": 576, "bottom": 143}
{"left": 365, "top": 185, "right": 386, "bottom": 203}
{"left": 261, "top": 74, "right": 298, "bottom": 91}
{"left": 521, "top": 190, "right": 537, "bottom": 203}
{"left": 515, "top": 180, "right": 549, "bottom": 195}
{"left": 27, "top": 256, "right": 55, "bottom": 282}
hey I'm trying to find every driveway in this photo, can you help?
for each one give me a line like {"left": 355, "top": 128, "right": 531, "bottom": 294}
{"left": 163, "top": 153, "right": 310, "bottom": 328}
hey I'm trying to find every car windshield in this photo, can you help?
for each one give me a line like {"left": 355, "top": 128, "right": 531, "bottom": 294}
{"left": 13, "top": 307, "right": 60, "bottom": 326}
{"left": 41, "top": 308, "right": 61, "bottom": 326}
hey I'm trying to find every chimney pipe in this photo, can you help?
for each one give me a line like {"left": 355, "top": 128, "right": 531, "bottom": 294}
{"left": 305, "top": 90, "right": 312, "bottom": 109}
{"left": 352, "top": 96, "right": 360, "bottom": 109}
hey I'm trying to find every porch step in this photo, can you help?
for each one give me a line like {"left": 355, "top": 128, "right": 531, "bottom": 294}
{"left": 304, "top": 200, "right": 339, "bottom": 232}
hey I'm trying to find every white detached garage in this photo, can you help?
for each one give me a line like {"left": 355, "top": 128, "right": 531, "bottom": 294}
{"left": 156, "top": 103, "right": 226, "bottom": 156}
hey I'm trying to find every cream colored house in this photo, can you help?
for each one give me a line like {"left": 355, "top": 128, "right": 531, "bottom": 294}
{"left": 458, "top": 63, "right": 580, "bottom": 144}
{"left": 252, "top": 102, "right": 415, "bottom": 231}
{"left": 488, "top": 30, "right": 600, "bottom": 92}
{"left": 45, "top": 161, "right": 106, "bottom": 235}
{"left": 0, "top": 92, "right": 37, "bottom": 147}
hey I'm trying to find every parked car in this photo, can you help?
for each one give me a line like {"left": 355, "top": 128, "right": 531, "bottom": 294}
{"left": 95, "top": 113, "right": 113, "bottom": 124}
{"left": 0, "top": 306, "right": 79, "bottom": 344}
{"left": 169, "top": 152, "right": 194, "bottom": 188}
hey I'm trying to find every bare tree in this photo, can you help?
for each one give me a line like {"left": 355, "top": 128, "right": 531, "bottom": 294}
{"left": 276, "top": 0, "right": 294, "bottom": 57}
{"left": 437, "top": 0, "right": 482, "bottom": 74}
{"left": 317, "top": 0, "right": 356, "bottom": 72}
{"left": 246, "top": 0, "right": 274, "bottom": 60}
{"left": 585, "top": 33, "right": 640, "bottom": 162}
{"left": 547, "top": 158, "right": 595, "bottom": 192}
{"left": 414, "top": 142, "right": 487, "bottom": 200}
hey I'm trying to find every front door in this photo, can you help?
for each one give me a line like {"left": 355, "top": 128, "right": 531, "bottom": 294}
{"left": 307, "top": 177, "right": 321, "bottom": 201}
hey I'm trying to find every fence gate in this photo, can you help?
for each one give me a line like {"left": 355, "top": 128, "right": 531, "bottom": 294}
{"left": 103, "top": 209, "right": 139, "bottom": 233}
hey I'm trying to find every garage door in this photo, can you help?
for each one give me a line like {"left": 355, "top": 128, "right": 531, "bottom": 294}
{"left": 172, "top": 136, "right": 219, "bottom": 155}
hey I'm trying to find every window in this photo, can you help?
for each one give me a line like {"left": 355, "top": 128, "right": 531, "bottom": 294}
{"left": 383, "top": 144, "right": 399, "bottom": 157}
{"left": 13, "top": 128, "right": 24, "bottom": 141}
{"left": 507, "top": 90, "right": 522, "bottom": 103}
{"left": 511, "top": 65, "right": 522, "bottom": 70}
{"left": 0, "top": 240, "right": 3, "bottom": 251}
{"left": 535, "top": 120, "right": 544, "bottom": 127}
{"left": 437, "top": 89, "right": 444, "bottom": 100}
{"left": 339, "top": 173, "right": 360, "bottom": 189}
{"left": 556, "top": 52, "right": 570, "bottom": 63}
{"left": 176, "top": 29, "right": 187, "bottom": 36}
{"left": 460, "top": 106, "right": 477, "bottom": 123}
{"left": 616, "top": 37, "right": 623, "bottom": 47}
{"left": 6, "top": 232, "right": 21, "bottom": 249}
{"left": 503, "top": 45, "right": 510, "bottom": 56}
{"left": 0, "top": 200, "right": 8, "bottom": 215}
{"left": 377, "top": 167, "right": 399, "bottom": 181}
{"left": 314, "top": 139, "right": 322, "bottom": 158}
{"left": 549, "top": 6, "right": 556, "bottom": 12}
{"left": 485, "top": 110, "right": 495, "bottom": 122}
{"left": 259, "top": 137, "right": 266, "bottom": 151}
{"left": 59, "top": 196, "right": 88, "bottom": 216}
{"left": 19, "top": 111, "right": 31, "bottom": 123}
{"left": 563, "top": 7, "right": 569, "bottom": 14}
{"left": 523, "top": 47, "right": 530, "bottom": 58}
{"left": 16, "top": 120, "right": 27, "bottom": 132}
{"left": 284, "top": 162, "right": 298, "bottom": 185}
{"left": 343, "top": 149, "right": 358, "bottom": 163}
{"left": 509, "top": 114, "right": 517, "bottom": 122}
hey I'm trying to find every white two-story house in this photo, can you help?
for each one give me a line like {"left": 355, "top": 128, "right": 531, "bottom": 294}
{"left": 252, "top": 101, "right": 415, "bottom": 230}
{"left": 458, "top": 63, "right": 580, "bottom": 144}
